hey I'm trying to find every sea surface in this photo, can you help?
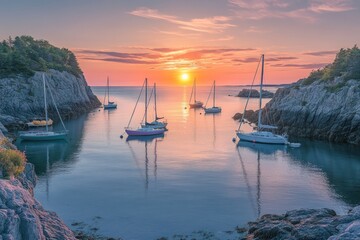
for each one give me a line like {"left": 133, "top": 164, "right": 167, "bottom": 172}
{"left": 16, "top": 85, "right": 360, "bottom": 240}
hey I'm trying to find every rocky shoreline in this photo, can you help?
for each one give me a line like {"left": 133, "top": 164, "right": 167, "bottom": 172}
{"left": 263, "top": 78, "right": 360, "bottom": 144}
{"left": 158, "top": 206, "right": 360, "bottom": 240}
{"left": 0, "top": 70, "right": 101, "bottom": 132}
{"left": 233, "top": 78, "right": 360, "bottom": 145}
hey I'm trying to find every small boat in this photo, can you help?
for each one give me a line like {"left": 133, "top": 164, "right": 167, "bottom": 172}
{"left": 125, "top": 127, "right": 164, "bottom": 136}
{"left": 19, "top": 130, "right": 68, "bottom": 141}
{"left": 204, "top": 81, "right": 222, "bottom": 113}
{"left": 103, "top": 77, "right": 117, "bottom": 109}
{"left": 141, "top": 83, "right": 167, "bottom": 129}
{"left": 236, "top": 55, "right": 288, "bottom": 145}
{"left": 19, "top": 74, "right": 68, "bottom": 141}
{"left": 125, "top": 78, "right": 165, "bottom": 136}
{"left": 26, "top": 118, "right": 53, "bottom": 127}
{"left": 189, "top": 78, "right": 203, "bottom": 108}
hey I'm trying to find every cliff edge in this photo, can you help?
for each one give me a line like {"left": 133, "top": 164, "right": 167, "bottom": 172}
{"left": 236, "top": 46, "right": 360, "bottom": 145}
{"left": 0, "top": 36, "right": 100, "bottom": 131}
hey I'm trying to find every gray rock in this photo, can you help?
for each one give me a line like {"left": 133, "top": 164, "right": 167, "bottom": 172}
{"left": 237, "top": 89, "right": 274, "bottom": 98}
{"left": 0, "top": 139, "right": 75, "bottom": 240}
{"left": 0, "top": 70, "right": 100, "bottom": 130}
{"left": 236, "top": 78, "right": 360, "bottom": 145}
{"left": 0, "top": 176, "right": 75, "bottom": 240}
{"left": 243, "top": 207, "right": 360, "bottom": 240}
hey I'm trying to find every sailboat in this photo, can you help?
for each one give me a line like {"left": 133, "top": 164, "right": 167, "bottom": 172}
{"left": 103, "top": 77, "right": 117, "bottom": 109}
{"left": 236, "top": 55, "right": 287, "bottom": 145}
{"left": 203, "top": 80, "right": 222, "bottom": 113}
{"left": 19, "top": 74, "right": 68, "bottom": 141}
{"left": 125, "top": 78, "right": 165, "bottom": 136}
{"left": 189, "top": 78, "right": 203, "bottom": 108}
{"left": 141, "top": 83, "right": 168, "bottom": 129}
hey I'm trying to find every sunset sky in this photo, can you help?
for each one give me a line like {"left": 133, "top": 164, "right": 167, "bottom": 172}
{"left": 1, "top": 0, "right": 359, "bottom": 86}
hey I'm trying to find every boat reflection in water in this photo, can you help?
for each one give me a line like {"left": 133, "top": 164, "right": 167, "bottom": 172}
{"left": 17, "top": 140, "right": 68, "bottom": 201}
{"left": 18, "top": 140, "right": 68, "bottom": 175}
{"left": 126, "top": 134, "right": 164, "bottom": 189}
{"left": 236, "top": 141, "right": 288, "bottom": 218}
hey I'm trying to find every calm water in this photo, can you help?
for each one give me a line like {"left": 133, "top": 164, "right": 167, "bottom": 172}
{"left": 16, "top": 86, "right": 360, "bottom": 240}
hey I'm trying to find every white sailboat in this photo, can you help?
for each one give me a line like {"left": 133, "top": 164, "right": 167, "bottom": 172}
{"left": 236, "top": 54, "right": 287, "bottom": 145}
{"left": 103, "top": 77, "right": 117, "bottom": 109}
{"left": 19, "top": 74, "right": 68, "bottom": 141}
{"left": 189, "top": 78, "right": 203, "bottom": 108}
{"left": 203, "top": 80, "right": 221, "bottom": 113}
{"left": 125, "top": 78, "right": 165, "bottom": 136}
{"left": 141, "top": 83, "right": 168, "bottom": 129}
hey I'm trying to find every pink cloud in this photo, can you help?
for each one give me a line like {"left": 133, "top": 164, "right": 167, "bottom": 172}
{"left": 129, "top": 7, "right": 235, "bottom": 33}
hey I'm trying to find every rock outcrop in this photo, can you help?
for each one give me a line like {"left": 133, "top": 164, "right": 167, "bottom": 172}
{"left": 237, "top": 89, "right": 274, "bottom": 98}
{"left": 0, "top": 162, "right": 76, "bottom": 239}
{"left": 0, "top": 70, "right": 100, "bottom": 131}
{"left": 262, "top": 78, "right": 360, "bottom": 144}
{"left": 245, "top": 206, "right": 360, "bottom": 240}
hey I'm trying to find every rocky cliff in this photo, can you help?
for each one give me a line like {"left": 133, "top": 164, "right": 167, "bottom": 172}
{"left": 0, "top": 132, "right": 75, "bottom": 239}
{"left": 263, "top": 78, "right": 360, "bottom": 144}
{"left": 0, "top": 163, "right": 76, "bottom": 239}
{"left": 0, "top": 70, "right": 100, "bottom": 131}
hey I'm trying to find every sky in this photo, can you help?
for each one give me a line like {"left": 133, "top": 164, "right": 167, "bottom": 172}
{"left": 1, "top": 0, "right": 359, "bottom": 86}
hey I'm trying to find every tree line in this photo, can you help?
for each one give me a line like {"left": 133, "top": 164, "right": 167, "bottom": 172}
{"left": 304, "top": 45, "right": 360, "bottom": 85}
{"left": 0, "top": 36, "right": 82, "bottom": 78}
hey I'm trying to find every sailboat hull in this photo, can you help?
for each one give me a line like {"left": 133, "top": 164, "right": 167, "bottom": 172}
{"left": 189, "top": 101, "right": 203, "bottom": 108}
{"left": 19, "top": 131, "right": 68, "bottom": 141}
{"left": 104, "top": 103, "right": 117, "bottom": 109}
{"left": 125, "top": 128, "right": 165, "bottom": 136}
{"left": 236, "top": 131, "right": 287, "bottom": 144}
{"left": 204, "top": 107, "right": 222, "bottom": 113}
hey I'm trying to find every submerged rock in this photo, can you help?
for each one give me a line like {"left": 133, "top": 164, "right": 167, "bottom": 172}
{"left": 237, "top": 89, "right": 274, "bottom": 98}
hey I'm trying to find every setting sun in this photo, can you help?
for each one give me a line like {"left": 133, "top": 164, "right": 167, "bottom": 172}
{"left": 181, "top": 73, "right": 189, "bottom": 81}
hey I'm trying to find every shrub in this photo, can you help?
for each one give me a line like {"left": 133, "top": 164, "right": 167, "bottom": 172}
{"left": 0, "top": 149, "right": 26, "bottom": 178}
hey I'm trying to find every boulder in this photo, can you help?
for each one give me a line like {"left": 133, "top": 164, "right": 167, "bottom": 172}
{"left": 237, "top": 89, "right": 274, "bottom": 98}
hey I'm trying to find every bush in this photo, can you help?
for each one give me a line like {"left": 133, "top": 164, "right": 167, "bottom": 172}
{"left": 0, "top": 149, "right": 26, "bottom": 178}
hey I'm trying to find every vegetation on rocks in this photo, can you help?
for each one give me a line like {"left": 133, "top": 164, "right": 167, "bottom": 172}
{"left": 0, "top": 148, "right": 26, "bottom": 177}
{"left": 304, "top": 45, "right": 360, "bottom": 85}
{"left": 0, "top": 35, "right": 82, "bottom": 78}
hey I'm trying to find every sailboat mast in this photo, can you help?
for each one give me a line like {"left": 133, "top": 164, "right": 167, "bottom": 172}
{"left": 154, "top": 83, "right": 158, "bottom": 119}
{"left": 43, "top": 74, "right": 49, "bottom": 132}
{"left": 213, "top": 81, "right": 216, "bottom": 107}
{"left": 107, "top": 76, "right": 109, "bottom": 103}
{"left": 145, "top": 78, "right": 148, "bottom": 124}
{"left": 258, "top": 54, "right": 264, "bottom": 129}
{"left": 194, "top": 78, "right": 196, "bottom": 103}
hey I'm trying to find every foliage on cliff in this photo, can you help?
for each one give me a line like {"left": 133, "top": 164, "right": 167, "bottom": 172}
{"left": 0, "top": 36, "right": 82, "bottom": 78}
{"left": 303, "top": 45, "right": 360, "bottom": 85}
{"left": 0, "top": 148, "right": 26, "bottom": 177}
